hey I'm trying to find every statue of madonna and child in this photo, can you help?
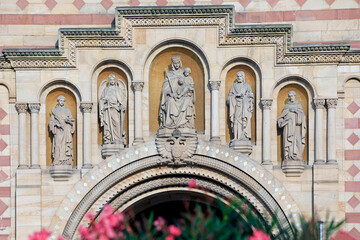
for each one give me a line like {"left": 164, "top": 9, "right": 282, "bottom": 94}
{"left": 156, "top": 56, "right": 197, "bottom": 164}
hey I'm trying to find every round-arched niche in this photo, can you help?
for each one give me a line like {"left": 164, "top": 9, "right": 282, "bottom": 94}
{"left": 225, "top": 65, "right": 256, "bottom": 143}
{"left": 97, "top": 67, "right": 129, "bottom": 146}
{"left": 277, "top": 84, "right": 308, "bottom": 163}
{"left": 46, "top": 88, "right": 77, "bottom": 167}
{"left": 149, "top": 47, "right": 205, "bottom": 133}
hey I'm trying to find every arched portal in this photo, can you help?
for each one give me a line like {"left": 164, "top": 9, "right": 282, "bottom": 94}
{"left": 49, "top": 141, "right": 302, "bottom": 239}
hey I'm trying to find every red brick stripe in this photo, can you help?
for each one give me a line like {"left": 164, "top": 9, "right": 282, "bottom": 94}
{"left": 0, "top": 235, "right": 9, "bottom": 240}
{"left": 0, "top": 14, "right": 113, "bottom": 25}
{"left": 0, "top": 188, "right": 10, "bottom": 198}
{"left": 236, "top": 8, "right": 360, "bottom": 23}
{"left": 345, "top": 182, "right": 360, "bottom": 192}
{"left": 0, "top": 218, "right": 10, "bottom": 228}
{"left": 0, "top": 156, "right": 10, "bottom": 167}
{"left": 345, "top": 118, "right": 360, "bottom": 129}
{"left": 345, "top": 150, "right": 360, "bottom": 160}
{"left": 345, "top": 213, "right": 360, "bottom": 223}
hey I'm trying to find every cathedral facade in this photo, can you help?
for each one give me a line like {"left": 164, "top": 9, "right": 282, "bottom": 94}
{"left": 0, "top": 1, "right": 360, "bottom": 239}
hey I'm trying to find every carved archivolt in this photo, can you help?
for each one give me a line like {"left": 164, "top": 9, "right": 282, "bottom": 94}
{"left": 48, "top": 141, "right": 301, "bottom": 239}
{"left": 1, "top": 6, "right": 359, "bottom": 69}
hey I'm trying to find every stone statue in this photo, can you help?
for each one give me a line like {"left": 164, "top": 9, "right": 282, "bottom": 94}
{"left": 49, "top": 95, "right": 75, "bottom": 166}
{"left": 277, "top": 91, "right": 306, "bottom": 161}
{"left": 156, "top": 57, "right": 198, "bottom": 165}
{"left": 227, "top": 71, "right": 254, "bottom": 142}
{"left": 99, "top": 74, "right": 127, "bottom": 146}
{"left": 159, "top": 56, "right": 195, "bottom": 130}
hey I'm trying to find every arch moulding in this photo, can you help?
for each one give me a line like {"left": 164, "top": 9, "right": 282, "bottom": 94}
{"left": 49, "top": 140, "right": 302, "bottom": 239}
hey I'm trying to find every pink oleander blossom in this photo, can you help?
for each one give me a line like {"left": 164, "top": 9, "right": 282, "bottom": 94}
{"left": 165, "top": 235, "right": 175, "bottom": 240}
{"left": 153, "top": 216, "right": 166, "bottom": 231}
{"left": 168, "top": 225, "right": 181, "bottom": 236}
{"left": 188, "top": 178, "right": 198, "bottom": 189}
{"left": 331, "top": 229, "right": 356, "bottom": 240}
{"left": 248, "top": 229, "right": 270, "bottom": 240}
{"left": 28, "top": 228, "right": 51, "bottom": 240}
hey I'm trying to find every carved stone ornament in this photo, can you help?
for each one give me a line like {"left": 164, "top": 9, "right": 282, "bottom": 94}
{"left": 80, "top": 102, "right": 93, "bottom": 113}
{"left": 209, "top": 81, "right": 221, "bottom": 91}
{"left": 49, "top": 95, "right": 75, "bottom": 181}
{"left": 28, "top": 103, "right": 41, "bottom": 113}
{"left": 99, "top": 74, "right": 127, "bottom": 158}
{"left": 15, "top": 103, "right": 28, "bottom": 113}
{"left": 313, "top": 99, "right": 325, "bottom": 109}
{"left": 260, "top": 99, "right": 273, "bottom": 110}
{"left": 277, "top": 91, "right": 306, "bottom": 177}
{"left": 326, "top": 98, "right": 338, "bottom": 109}
{"left": 132, "top": 82, "right": 144, "bottom": 91}
{"left": 156, "top": 56, "right": 198, "bottom": 165}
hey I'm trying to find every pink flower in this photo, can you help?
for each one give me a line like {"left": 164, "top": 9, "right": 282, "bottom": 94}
{"left": 28, "top": 228, "right": 52, "bottom": 240}
{"left": 248, "top": 229, "right": 270, "bottom": 240}
{"left": 165, "top": 235, "right": 175, "bottom": 240}
{"left": 168, "top": 225, "right": 181, "bottom": 237}
{"left": 188, "top": 178, "right": 198, "bottom": 189}
{"left": 57, "top": 235, "right": 65, "bottom": 240}
{"left": 153, "top": 216, "right": 166, "bottom": 231}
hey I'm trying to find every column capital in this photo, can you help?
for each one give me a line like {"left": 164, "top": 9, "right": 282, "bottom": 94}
{"left": 15, "top": 103, "right": 28, "bottom": 113}
{"left": 260, "top": 99, "right": 273, "bottom": 110}
{"left": 132, "top": 81, "right": 144, "bottom": 91}
{"left": 209, "top": 81, "right": 221, "bottom": 91}
{"left": 313, "top": 99, "right": 325, "bottom": 109}
{"left": 80, "top": 102, "right": 93, "bottom": 113}
{"left": 28, "top": 103, "right": 41, "bottom": 113}
{"left": 326, "top": 98, "right": 338, "bottom": 109}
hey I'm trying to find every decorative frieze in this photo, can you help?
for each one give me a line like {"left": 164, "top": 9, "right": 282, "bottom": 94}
{"left": 80, "top": 102, "right": 93, "bottom": 113}
{"left": 314, "top": 99, "right": 325, "bottom": 109}
{"left": 132, "top": 82, "right": 144, "bottom": 92}
{"left": 209, "top": 81, "right": 221, "bottom": 91}
{"left": 28, "top": 103, "right": 41, "bottom": 113}
{"left": 15, "top": 103, "right": 28, "bottom": 113}
{"left": 260, "top": 99, "right": 273, "bottom": 110}
{"left": 326, "top": 98, "right": 338, "bottom": 109}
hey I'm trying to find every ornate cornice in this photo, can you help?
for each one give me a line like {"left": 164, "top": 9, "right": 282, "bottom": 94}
{"left": 28, "top": 103, "right": 41, "bottom": 113}
{"left": 132, "top": 82, "right": 144, "bottom": 91}
{"left": 15, "top": 103, "right": 28, "bottom": 113}
{"left": 80, "top": 102, "right": 93, "bottom": 113}
{"left": 260, "top": 99, "right": 273, "bottom": 110}
{"left": 209, "top": 81, "right": 221, "bottom": 91}
{"left": 313, "top": 99, "right": 325, "bottom": 109}
{"left": 326, "top": 98, "right": 338, "bottom": 109}
{"left": 1, "top": 5, "right": 360, "bottom": 69}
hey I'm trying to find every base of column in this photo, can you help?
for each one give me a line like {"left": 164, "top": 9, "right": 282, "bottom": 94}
{"left": 17, "top": 165, "right": 28, "bottom": 169}
{"left": 326, "top": 160, "right": 337, "bottom": 165}
{"left": 210, "top": 136, "right": 221, "bottom": 144}
{"left": 261, "top": 160, "right": 273, "bottom": 166}
{"left": 314, "top": 160, "right": 326, "bottom": 165}
{"left": 229, "top": 140, "right": 252, "bottom": 156}
{"left": 50, "top": 165, "right": 73, "bottom": 181}
{"left": 281, "top": 160, "right": 305, "bottom": 177}
{"left": 102, "top": 144, "right": 124, "bottom": 159}
{"left": 30, "top": 164, "right": 40, "bottom": 169}
{"left": 133, "top": 138, "right": 144, "bottom": 145}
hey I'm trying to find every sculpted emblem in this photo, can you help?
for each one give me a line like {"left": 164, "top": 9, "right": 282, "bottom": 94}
{"left": 156, "top": 56, "right": 198, "bottom": 164}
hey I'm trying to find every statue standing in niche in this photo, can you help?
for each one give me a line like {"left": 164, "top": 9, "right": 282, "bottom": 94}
{"left": 159, "top": 56, "right": 195, "bottom": 130}
{"left": 49, "top": 95, "right": 75, "bottom": 166}
{"left": 227, "top": 71, "right": 254, "bottom": 148}
{"left": 277, "top": 91, "right": 306, "bottom": 161}
{"left": 99, "top": 74, "right": 127, "bottom": 146}
{"left": 156, "top": 56, "right": 198, "bottom": 165}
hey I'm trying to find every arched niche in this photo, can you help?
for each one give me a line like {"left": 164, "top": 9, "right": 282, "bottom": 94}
{"left": 149, "top": 47, "right": 205, "bottom": 133}
{"left": 276, "top": 84, "right": 309, "bottom": 163}
{"left": 225, "top": 65, "right": 256, "bottom": 143}
{"left": 97, "top": 67, "right": 129, "bottom": 146}
{"left": 46, "top": 88, "right": 77, "bottom": 166}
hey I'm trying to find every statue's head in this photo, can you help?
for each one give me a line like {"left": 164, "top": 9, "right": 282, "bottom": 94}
{"left": 184, "top": 67, "right": 191, "bottom": 77}
{"left": 108, "top": 74, "right": 116, "bottom": 86}
{"left": 57, "top": 95, "right": 66, "bottom": 106}
{"left": 236, "top": 71, "right": 245, "bottom": 83}
{"left": 288, "top": 90, "right": 296, "bottom": 102}
{"left": 171, "top": 56, "right": 182, "bottom": 71}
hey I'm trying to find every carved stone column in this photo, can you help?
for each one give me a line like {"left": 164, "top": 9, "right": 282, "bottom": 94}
{"left": 209, "top": 81, "right": 221, "bottom": 143}
{"left": 16, "top": 103, "right": 28, "bottom": 168}
{"left": 326, "top": 98, "right": 338, "bottom": 164}
{"left": 80, "top": 102, "right": 93, "bottom": 169}
{"left": 28, "top": 103, "right": 41, "bottom": 168}
{"left": 132, "top": 82, "right": 144, "bottom": 145}
{"left": 260, "top": 99, "right": 273, "bottom": 165}
{"left": 314, "top": 99, "right": 325, "bottom": 164}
